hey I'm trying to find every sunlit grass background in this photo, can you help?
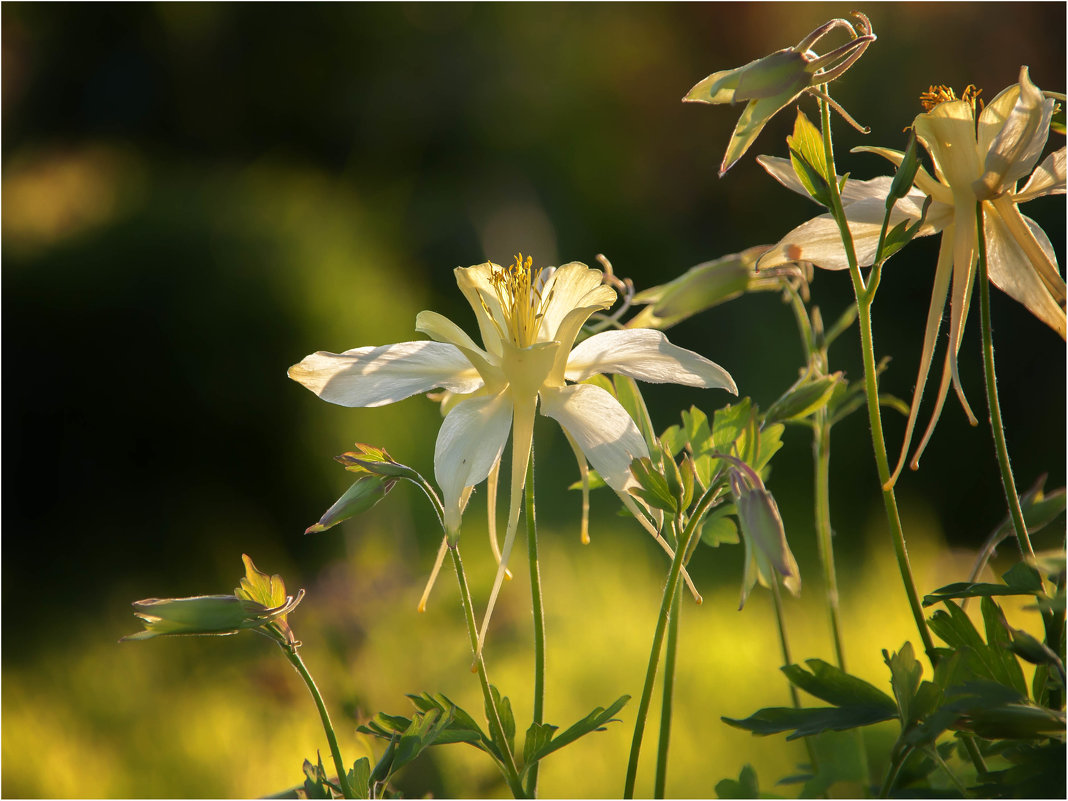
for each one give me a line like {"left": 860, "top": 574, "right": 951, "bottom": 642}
{"left": 3, "top": 2, "right": 1064, "bottom": 798}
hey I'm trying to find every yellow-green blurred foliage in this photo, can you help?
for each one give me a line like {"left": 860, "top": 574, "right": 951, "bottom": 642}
{"left": 4, "top": 503, "right": 1049, "bottom": 797}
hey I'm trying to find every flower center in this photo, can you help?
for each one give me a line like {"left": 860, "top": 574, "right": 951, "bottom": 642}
{"left": 490, "top": 253, "right": 550, "bottom": 347}
{"left": 920, "top": 83, "right": 983, "bottom": 114}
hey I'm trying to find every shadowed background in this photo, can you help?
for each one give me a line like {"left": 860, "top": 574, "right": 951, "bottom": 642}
{"left": 4, "top": 3, "right": 1065, "bottom": 797}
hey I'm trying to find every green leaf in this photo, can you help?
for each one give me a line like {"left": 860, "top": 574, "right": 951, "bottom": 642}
{"left": 1002, "top": 562, "right": 1044, "bottom": 592}
{"left": 629, "top": 457, "right": 678, "bottom": 513}
{"left": 522, "top": 722, "right": 557, "bottom": 770}
{"left": 782, "top": 660, "right": 896, "bottom": 712}
{"left": 390, "top": 707, "right": 454, "bottom": 774}
{"left": 980, "top": 597, "right": 1028, "bottom": 696}
{"left": 614, "top": 375, "right": 658, "bottom": 454}
{"left": 348, "top": 757, "right": 371, "bottom": 800}
{"left": 928, "top": 601, "right": 1027, "bottom": 693}
{"left": 763, "top": 372, "right": 843, "bottom": 424}
{"left": 884, "top": 643, "right": 925, "bottom": 725}
{"left": 787, "top": 110, "right": 831, "bottom": 206}
{"left": 922, "top": 581, "right": 1039, "bottom": 606}
{"left": 485, "top": 685, "right": 516, "bottom": 757}
{"left": 302, "top": 755, "right": 332, "bottom": 800}
{"left": 722, "top": 703, "right": 896, "bottom": 740}
{"left": 699, "top": 504, "right": 739, "bottom": 547}
{"left": 523, "top": 695, "right": 630, "bottom": 765}
{"left": 715, "top": 764, "right": 760, "bottom": 799}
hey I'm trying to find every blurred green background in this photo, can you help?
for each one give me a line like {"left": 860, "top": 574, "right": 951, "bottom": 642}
{"left": 3, "top": 3, "right": 1064, "bottom": 797}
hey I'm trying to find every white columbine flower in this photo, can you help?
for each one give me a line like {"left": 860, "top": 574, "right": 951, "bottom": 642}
{"left": 290, "top": 256, "right": 736, "bottom": 650}
{"left": 757, "top": 67, "right": 1065, "bottom": 482}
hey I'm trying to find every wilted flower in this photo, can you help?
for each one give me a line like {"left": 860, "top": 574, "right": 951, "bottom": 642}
{"left": 289, "top": 256, "right": 736, "bottom": 652}
{"left": 728, "top": 465, "right": 800, "bottom": 609}
{"left": 685, "top": 12, "right": 875, "bottom": 175}
{"left": 757, "top": 67, "right": 1065, "bottom": 481}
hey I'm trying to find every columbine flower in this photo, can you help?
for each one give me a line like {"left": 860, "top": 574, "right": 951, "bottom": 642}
{"left": 756, "top": 67, "right": 1066, "bottom": 481}
{"left": 289, "top": 256, "right": 736, "bottom": 650}
{"left": 684, "top": 12, "right": 875, "bottom": 175}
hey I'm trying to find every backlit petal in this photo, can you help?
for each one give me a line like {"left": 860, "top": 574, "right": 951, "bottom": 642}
{"left": 454, "top": 263, "right": 506, "bottom": 357}
{"left": 539, "top": 383, "right": 649, "bottom": 491}
{"left": 985, "top": 208, "right": 1067, "bottom": 338}
{"left": 915, "top": 100, "right": 982, "bottom": 190}
{"left": 434, "top": 390, "right": 512, "bottom": 534}
{"left": 564, "top": 329, "right": 737, "bottom": 393}
{"left": 288, "top": 342, "right": 482, "bottom": 407}
{"left": 976, "top": 67, "right": 1054, "bottom": 199}
{"left": 538, "top": 262, "right": 615, "bottom": 343}
{"left": 1015, "top": 148, "right": 1066, "bottom": 202}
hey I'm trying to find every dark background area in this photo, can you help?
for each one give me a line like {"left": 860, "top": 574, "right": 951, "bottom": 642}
{"left": 4, "top": 0, "right": 1064, "bottom": 678}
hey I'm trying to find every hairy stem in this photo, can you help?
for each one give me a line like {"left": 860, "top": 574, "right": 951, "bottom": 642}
{"left": 450, "top": 546, "right": 526, "bottom": 798}
{"left": 283, "top": 648, "right": 356, "bottom": 799}
{"left": 653, "top": 581, "right": 681, "bottom": 799}
{"left": 975, "top": 203, "right": 1036, "bottom": 561}
{"left": 524, "top": 450, "right": 546, "bottom": 799}
{"left": 818, "top": 92, "right": 938, "bottom": 667}
{"left": 623, "top": 487, "right": 717, "bottom": 797}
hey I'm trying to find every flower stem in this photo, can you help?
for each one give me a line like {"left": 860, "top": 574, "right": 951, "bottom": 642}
{"left": 282, "top": 647, "right": 356, "bottom": 799}
{"left": 975, "top": 203, "right": 1036, "bottom": 561}
{"left": 653, "top": 581, "right": 681, "bottom": 799}
{"left": 817, "top": 91, "right": 938, "bottom": 668}
{"left": 770, "top": 579, "right": 820, "bottom": 784}
{"left": 623, "top": 487, "right": 717, "bottom": 798}
{"left": 449, "top": 546, "right": 526, "bottom": 798}
{"left": 813, "top": 412, "right": 847, "bottom": 671}
{"left": 524, "top": 449, "right": 546, "bottom": 799}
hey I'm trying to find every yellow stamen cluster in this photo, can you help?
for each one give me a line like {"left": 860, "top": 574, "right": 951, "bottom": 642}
{"left": 920, "top": 83, "right": 983, "bottom": 113}
{"left": 491, "top": 253, "right": 547, "bottom": 347}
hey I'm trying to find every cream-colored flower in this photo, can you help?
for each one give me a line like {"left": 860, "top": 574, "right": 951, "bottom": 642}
{"left": 290, "top": 256, "right": 736, "bottom": 650}
{"left": 757, "top": 67, "right": 1065, "bottom": 481}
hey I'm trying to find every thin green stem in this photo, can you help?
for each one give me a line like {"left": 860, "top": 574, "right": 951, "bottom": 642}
{"left": 927, "top": 745, "right": 968, "bottom": 796}
{"left": 771, "top": 580, "right": 820, "bottom": 783}
{"left": 817, "top": 91, "right": 938, "bottom": 668}
{"left": 282, "top": 647, "right": 356, "bottom": 799}
{"left": 524, "top": 450, "right": 545, "bottom": 799}
{"left": 878, "top": 744, "right": 913, "bottom": 798}
{"left": 975, "top": 203, "right": 1035, "bottom": 561}
{"left": 813, "top": 412, "right": 847, "bottom": 671}
{"left": 623, "top": 487, "right": 718, "bottom": 798}
{"left": 960, "top": 733, "right": 989, "bottom": 778}
{"left": 653, "top": 582, "right": 681, "bottom": 799}
{"left": 449, "top": 546, "right": 526, "bottom": 798}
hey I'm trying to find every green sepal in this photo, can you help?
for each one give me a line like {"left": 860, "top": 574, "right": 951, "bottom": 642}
{"left": 787, "top": 110, "right": 832, "bottom": 207}
{"left": 305, "top": 475, "right": 395, "bottom": 534}
{"left": 764, "top": 372, "right": 843, "bottom": 424}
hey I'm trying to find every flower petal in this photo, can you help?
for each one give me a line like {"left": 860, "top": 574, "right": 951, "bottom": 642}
{"left": 851, "top": 146, "right": 954, "bottom": 206}
{"left": 433, "top": 390, "right": 513, "bottom": 534}
{"left": 288, "top": 342, "right": 482, "bottom": 407}
{"left": 454, "top": 263, "right": 506, "bottom": 357}
{"left": 538, "top": 262, "right": 615, "bottom": 343}
{"left": 539, "top": 383, "right": 649, "bottom": 491}
{"left": 1014, "top": 147, "right": 1066, "bottom": 202}
{"left": 565, "top": 328, "right": 737, "bottom": 393}
{"left": 985, "top": 207, "right": 1067, "bottom": 338}
{"left": 416, "top": 310, "right": 504, "bottom": 389}
{"left": 976, "top": 67, "right": 1054, "bottom": 198}
{"left": 756, "top": 196, "right": 950, "bottom": 272}
{"left": 915, "top": 100, "right": 983, "bottom": 190}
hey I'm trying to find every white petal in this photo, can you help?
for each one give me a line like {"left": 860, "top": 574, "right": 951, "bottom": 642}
{"left": 415, "top": 310, "right": 503, "bottom": 388}
{"left": 757, "top": 197, "right": 951, "bottom": 272}
{"left": 1015, "top": 148, "right": 1067, "bottom": 202}
{"left": 539, "top": 384, "right": 648, "bottom": 491}
{"left": 288, "top": 341, "right": 482, "bottom": 407}
{"left": 454, "top": 263, "right": 506, "bottom": 357}
{"left": 538, "top": 262, "right": 615, "bottom": 342}
{"left": 565, "top": 329, "right": 737, "bottom": 393}
{"left": 852, "top": 146, "right": 954, "bottom": 205}
{"left": 976, "top": 67, "right": 1054, "bottom": 197}
{"left": 985, "top": 209, "right": 1067, "bottom": 337}
{"left": 434, "top": 390, "right": 513, "bottom": 533}
{"left": 915, "top": 100, "right": 982, "bottom": 190}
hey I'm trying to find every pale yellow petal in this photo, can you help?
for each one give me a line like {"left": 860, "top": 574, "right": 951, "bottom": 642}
{"left": 914, "top": 100, "right": 982, "bottom": 190}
